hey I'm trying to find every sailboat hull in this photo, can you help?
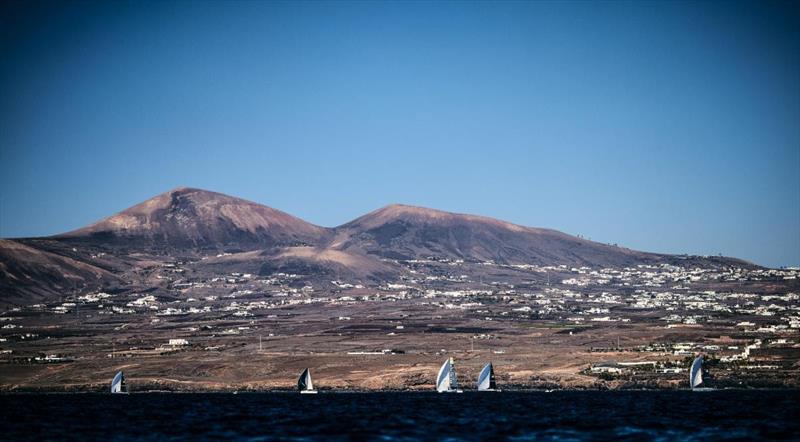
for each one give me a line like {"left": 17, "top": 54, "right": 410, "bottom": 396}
{"left": 300, "top": 390, "right": 318, "bottom": 394}
{"left": 438, "top": 389, "right": 463, "bottom": 393}
{"left": 478, "top": 389, "right": 502, "bottom": 392}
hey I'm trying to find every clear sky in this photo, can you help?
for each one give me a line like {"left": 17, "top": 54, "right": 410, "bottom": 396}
{"left": 1, "top": 0, "right": 798, "bottom": 267}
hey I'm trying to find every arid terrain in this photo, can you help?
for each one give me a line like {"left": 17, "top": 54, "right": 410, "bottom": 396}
{"left": 1, "top": 188, "right": 798, "bottom": 391}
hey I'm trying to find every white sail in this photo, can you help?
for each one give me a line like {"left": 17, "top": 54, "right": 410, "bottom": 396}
{"left": 477, "top": 363, "right": 493, "bottom": 391}
{"left": 111, "top": 371, "right": 124, "bottom": 394}
{"left": 690, "top": 355, "right": 704, "bottom": 389}
{"left": 436, "top": 358, "right": 452, "bottom": 392}
{"left": 305, "top": 370, "right": 314, "bottom": 391}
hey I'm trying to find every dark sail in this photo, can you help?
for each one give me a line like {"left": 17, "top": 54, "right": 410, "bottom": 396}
{"left": 489, "top": 364, "right": 496, "bottom": 390}
{"left": 298, "top": 368, "right": 309, "bottom": 391}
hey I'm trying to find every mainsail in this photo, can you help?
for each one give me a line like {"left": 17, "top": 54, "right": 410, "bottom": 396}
{"left": 298, "top": 368, "right": 314, "bottom": 392}
{"left": 690, "top": 355, "right": 704, "bottom": 389}
{"left": 436, "top": 357, "right": 459, "bottom": 392}
{"left": 477, "top": 362, "right": 497, "bottom": 391}
{"left": 111, "top": 371, "right": 125, "bottom": 394}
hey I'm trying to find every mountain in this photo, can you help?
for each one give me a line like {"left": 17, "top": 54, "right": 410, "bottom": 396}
{"left": 329, "top": 204, "right": 660, "bottom": 267}
{"left": 1, "top": 188, "right": 755, "bottom": 306}
{"left": 57, "top": 187, "right": 326, "bottom": 252}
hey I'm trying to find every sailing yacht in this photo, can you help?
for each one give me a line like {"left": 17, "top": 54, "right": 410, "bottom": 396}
{"left": 298, "top": 368, "right": 318, "bottom": 394}
{"left": 690, "top": 355, "right": 712, "bottom": 391}
{"left": 436, "top": 357, "right": 463, "bottom": 393}
{"left": 110, "top": 371, "right": 128, "bottom": 394}
{"left": 477, "top": 362, "right": 501, "bottom": 392}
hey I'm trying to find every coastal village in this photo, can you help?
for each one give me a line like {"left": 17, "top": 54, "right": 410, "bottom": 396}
{"left": 1, "top": 255, "right": 798, "bottom": 391}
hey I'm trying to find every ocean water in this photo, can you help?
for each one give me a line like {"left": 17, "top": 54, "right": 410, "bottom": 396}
{"left": 1, "top": 390, "right": 798, "bottom": 441}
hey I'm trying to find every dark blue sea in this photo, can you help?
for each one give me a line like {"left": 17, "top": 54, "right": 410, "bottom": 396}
{"left": 1, "top": 391, "right": 798, "bottom": 441}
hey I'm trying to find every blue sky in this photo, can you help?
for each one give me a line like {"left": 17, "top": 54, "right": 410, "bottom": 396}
{"left": 1, "top": 0, "right": 798, "bottom": 267}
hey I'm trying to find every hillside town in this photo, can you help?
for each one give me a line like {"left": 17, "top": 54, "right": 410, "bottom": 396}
{"left": 1, "top": 255, "right": 798, "bottom": 391}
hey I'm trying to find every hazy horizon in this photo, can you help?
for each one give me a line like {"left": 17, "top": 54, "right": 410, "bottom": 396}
{"left": 1, "top": 0, "right": 798, "bottom": 267}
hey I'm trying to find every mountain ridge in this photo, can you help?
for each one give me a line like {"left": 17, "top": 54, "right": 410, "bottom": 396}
{"left": 0, "top": 187, "right": 757, "bottom": 306}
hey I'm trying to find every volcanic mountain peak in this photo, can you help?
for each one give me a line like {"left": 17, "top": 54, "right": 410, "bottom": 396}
{"left": 58, "top": 187, "right": 325, "bottom": 248}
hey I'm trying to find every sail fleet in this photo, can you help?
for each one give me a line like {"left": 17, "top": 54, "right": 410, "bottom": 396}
{"left": 109, "top": 355, "right": 711, "bottom": 393}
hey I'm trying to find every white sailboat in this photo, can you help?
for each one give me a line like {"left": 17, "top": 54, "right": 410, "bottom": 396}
{"left": 298, "top": 368, "right": 318, "bottom": 394}
{"left": 436, "top": 357, "right": 463, "bottom": 393}
{"left": 690, "top": 355, "right": 712, "bottom": 391}
{"left": 477, "top": 362, "right": 500, "bottom": 392}
{"left": 110, "top": 370, "right": 128, "bottom": 394}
